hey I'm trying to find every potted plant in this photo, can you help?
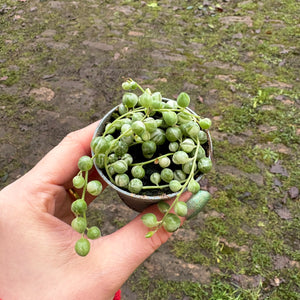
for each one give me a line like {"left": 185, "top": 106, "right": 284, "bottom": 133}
{"left": 70, "top": 79, "right": 213, "bottom": 256}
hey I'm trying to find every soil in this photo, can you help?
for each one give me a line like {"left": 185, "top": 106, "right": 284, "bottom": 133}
{"left": 1, "top": 0, "right": 299, "bottom": 299}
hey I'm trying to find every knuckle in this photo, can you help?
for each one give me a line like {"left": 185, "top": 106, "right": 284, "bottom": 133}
{"left": 63, "top": 130, "right": 80, "bottom": 145}
{"left": 147, "top": 229, "right": 171, "bottom": 252}
{"left": 62, "top": 130, "right": 87, "bottom": 155}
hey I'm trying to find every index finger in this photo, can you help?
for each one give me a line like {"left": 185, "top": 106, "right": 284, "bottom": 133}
{"left": 31, "top": 121, "right": 99, "bottom": 186}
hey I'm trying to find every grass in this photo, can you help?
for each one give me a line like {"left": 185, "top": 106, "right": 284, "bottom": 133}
{"left": 129, "top": 269, "right": 266, "bottom": 300}
{"left": 1, "top": 0, "right": 299, "bottom": 298}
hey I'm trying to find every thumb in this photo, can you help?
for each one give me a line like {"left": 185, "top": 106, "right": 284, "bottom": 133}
{"left": 91, "top": 192, "right": 193, "bottom": 287}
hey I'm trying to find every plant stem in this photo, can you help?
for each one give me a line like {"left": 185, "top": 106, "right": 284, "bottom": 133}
{"left": 154, "top": 138, "right": 201, "bottom": 230}
{"left": 82, "top": 171, "right": 89, "bottom": 201}
{"left": 142, "top": 184, "right": 170, "bottom": 190}
{"left": 142, "top": 178, "right": 186, "bottom": 190}
{"left": 82, "top": 171, "right": 89, "bottom": 224}
{"left": 130, "top": 152, "right": 174, "bottom": 167}
{"left": 135, "top": 82, "right": 145, "bottom": 93}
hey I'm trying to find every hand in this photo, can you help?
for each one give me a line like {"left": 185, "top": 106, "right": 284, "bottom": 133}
{"left": 0, "top": 122, "right": 192, "bottom": 300}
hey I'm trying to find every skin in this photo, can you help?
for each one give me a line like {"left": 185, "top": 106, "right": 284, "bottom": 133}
{"left": 0, "top": 122, "right": 191, "bottom": 300}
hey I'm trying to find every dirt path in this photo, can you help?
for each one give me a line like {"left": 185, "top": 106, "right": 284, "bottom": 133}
{"left": 1, "top": 0, "right": 299, "bottom": 299}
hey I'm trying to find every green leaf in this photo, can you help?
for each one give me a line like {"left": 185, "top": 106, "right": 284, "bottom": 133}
{"left": 145, "top": 231, "right": 155, "bottom": 238}
{"left": 147, "top": 2, "right": 158, "bottom": 8}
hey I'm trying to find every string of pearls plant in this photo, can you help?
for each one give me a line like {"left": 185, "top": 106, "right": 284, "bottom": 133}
{"left": 71, "top": 79, "right": 212, "bottom": 256}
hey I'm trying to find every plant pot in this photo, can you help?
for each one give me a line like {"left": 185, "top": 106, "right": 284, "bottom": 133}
{"left": 92, "top": 98, "right": 213, "bottom": 212}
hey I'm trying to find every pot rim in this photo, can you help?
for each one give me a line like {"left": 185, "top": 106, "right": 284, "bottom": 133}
{"left": 92, "top": 98, "right": 213, "bottom": 201}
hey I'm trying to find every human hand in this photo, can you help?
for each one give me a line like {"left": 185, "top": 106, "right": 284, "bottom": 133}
{"left": 0, "top": 122, "right": 207, "bottom": 300}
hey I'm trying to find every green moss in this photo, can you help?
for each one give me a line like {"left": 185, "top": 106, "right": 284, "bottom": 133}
{"left": 217, "top": 95, "right": 299, "bottom": 147}
{"left": 129, "top": 269, "right": 267, "bottom": 300}
{"left": 0, "top": 68, "right": 20, "bottom": 86}
{"left": 0, "top": 93, "right": 53, "bottom": 120}
{"left": 112, "top": 217, "right": 128, "bottom": 229}
{"left": 1, "top": 0, "right": 299, "bottom": 298}
{"left": 268, "top": 268, "right": 300, "bottom": 300}
{"left": 86, "top": 207, "right": 103, "bottom": 229}
{"left": 213, "top": 141, "right": 261, "bottom": 173}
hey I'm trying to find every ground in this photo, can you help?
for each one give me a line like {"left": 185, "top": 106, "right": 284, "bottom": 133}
{"left": 0, "top": 0, "right": 299, "bottom": 299}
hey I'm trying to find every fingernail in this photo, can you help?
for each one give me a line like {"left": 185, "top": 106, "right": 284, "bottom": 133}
{"left": 186, "top": 190, "right": 211, "bottom": 220}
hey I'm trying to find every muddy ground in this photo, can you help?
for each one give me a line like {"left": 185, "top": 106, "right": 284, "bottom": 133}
{"left": 1, "top": 0, "right": 299, "bottom": 299}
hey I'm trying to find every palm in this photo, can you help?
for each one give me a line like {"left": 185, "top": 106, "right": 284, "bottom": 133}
{"left": 0, "top": 123, "right": 186, "bottom": 300}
